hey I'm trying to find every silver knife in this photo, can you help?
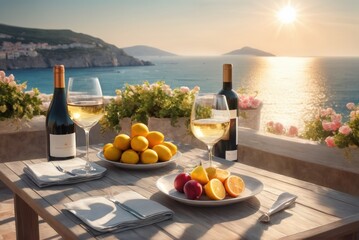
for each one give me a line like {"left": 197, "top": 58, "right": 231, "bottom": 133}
{"left": 259, "top": 192, "right": 297, "bottom": 223}
{"left": 108, "top": 198, "right": 146, "bottom": 220}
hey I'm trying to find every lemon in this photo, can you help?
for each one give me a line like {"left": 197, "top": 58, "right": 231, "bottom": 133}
{"left": 146, "top": 131, "right": 164, "bottom": 148}
{"left": 103, "top": 143, "right": 113, "bottom": 152}
{"left": 121, "top": 149, "right": 139, "bottom": 164}
{"left": 103, "top": 145, "right": 122, "bottom": 161}
{"left": 140, "top": 149, "right": 158, "bottom": 164}
{"left": 131, "top": 123, "right": 149, "bottom": 137}
{"left": 152, "top": 145, "right": 172, "bottom": 161}
{"left": 131, "top": 136, "right": 149, "bottom": 152}
{"left": 161, "top": 141, "right": 177, "bottom": 155}
{"left": 190, "top": 165, "right": 209, "bottom": 185}
{"left": 205, "top": 167, "right": 217, "bottom": 180}
{"left": 113, "top": 134, "right": 131, "bottom": 150}
{"left": 204, "top": 178, "right": 226, "bottom": 200}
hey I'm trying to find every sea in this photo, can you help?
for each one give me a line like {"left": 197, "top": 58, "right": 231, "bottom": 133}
{"left": 6, "top": 55, "right": 359, "bottom": 131}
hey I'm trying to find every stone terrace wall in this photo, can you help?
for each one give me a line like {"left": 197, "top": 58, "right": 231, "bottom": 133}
{"left": 237, "top": 127, "right": 359, "bottom": 196}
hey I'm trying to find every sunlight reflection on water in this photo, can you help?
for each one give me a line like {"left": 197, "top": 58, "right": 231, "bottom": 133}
{"left": 238, "top": 57, "right": 329, "bottom": 130}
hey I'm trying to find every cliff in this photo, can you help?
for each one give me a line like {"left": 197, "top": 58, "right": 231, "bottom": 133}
{"left": 0, "top": 24, "right": 152, "bottom": 70}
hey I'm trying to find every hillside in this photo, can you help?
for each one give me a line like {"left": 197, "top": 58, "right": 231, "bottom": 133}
{"left": 0, "top": 24, "right": 152, "bottom": 70}
{"left": 123, "top": 45, "right": 177, "bottom": 57}
{"left": 224, "top": 46, "right": 275, "bottom": 56}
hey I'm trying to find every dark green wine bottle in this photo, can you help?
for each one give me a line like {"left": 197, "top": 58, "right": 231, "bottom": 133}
{"left": 213, "top": 64, "right": 239, "bottom": 161}
{"left": 46, "top": 65, "right": 76, "bottom": 161}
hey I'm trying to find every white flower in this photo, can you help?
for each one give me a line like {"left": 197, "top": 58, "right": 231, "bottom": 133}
{"left": 180, "top": 86, "right": 190, "bottom": 93}
{"left": 40, "top": 102, "right": 50, "bottom": 112}
{"left": 192, "top": 86, "right": 200, "bottom": 93}
{"left": 346, "top": 102, "right": 356, "bottom": 110}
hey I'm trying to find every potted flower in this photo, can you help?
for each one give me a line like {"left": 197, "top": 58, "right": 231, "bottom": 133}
{"left": 100, "top": 81, "right": 202, "bottom": 145}
{"left": 236, "top": 88, "right": 262, "bottom": 130}
{"left": 0, "top": 71, "right": 46, "bottom": 132}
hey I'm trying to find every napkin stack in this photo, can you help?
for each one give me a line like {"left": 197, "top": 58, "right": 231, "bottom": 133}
{"left": 24, "top": 158, "right": 107, "bottom": 187}
{"left": 64, "top": 190, "right": 174, "bottom": 233}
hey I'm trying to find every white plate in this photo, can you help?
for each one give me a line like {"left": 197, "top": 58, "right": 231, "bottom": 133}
{"left": 156, "top": 173, "right": 263, "bottom": 206}
{"left": 97, "top": 151, "right": 181, "bottom": 170}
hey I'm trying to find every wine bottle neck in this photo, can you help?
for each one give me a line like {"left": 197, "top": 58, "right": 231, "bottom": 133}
{"left": 222, "top": 82, "right": 233, "bottom": 90}
{"left": 53, "top": 65, "right": 65, "bottom": 88}
{"left": 222, "top": 63, "right": 232, "bottom": 90}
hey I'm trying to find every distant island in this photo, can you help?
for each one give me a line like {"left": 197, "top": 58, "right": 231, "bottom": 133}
{"left": 224, "top": 46, "right": 275, "bottom": 56}
{"left": 123, "top": 45, "right": 177, "bottom": 57}
{"left": 123, "top": 45, "right": 275, "bottom": 57}
{"left": 0, "top": 24, "right": 152, "bottom": 70}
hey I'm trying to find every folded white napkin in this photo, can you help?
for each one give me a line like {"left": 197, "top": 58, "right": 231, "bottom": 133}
{"left": 24, "top": 158, "right": 107, "bottom": 187}
{"left": 64, "top": 190, "right": 174, "bottom": 233}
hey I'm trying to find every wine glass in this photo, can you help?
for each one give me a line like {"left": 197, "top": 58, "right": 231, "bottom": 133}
{"left": 190, "top": 93, "right": 230, "bottom": 167}
{"left": 67, "top": 77, "right": 104, "bottom": 174}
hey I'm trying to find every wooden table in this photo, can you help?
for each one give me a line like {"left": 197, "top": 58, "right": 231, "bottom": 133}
{"left": 1, "top": 145, "right": 359, "bottom": 240}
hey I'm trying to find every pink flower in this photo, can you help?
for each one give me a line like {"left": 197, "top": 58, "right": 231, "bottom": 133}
{"left": 331, "top": 113, "right": 342, "bottom": 123}
{"left": 274, "top": 122, "right": 285, "bottom": 135}
{"left": 238, "top": 95, "right": 262, "bottom": 109}
{"left": 320, "top": 108, "right": 334, "bottom": 117}
{"left": 339, "top": 125, "right": 352, "bottom": 136}
{"left": 331, "top": 121, "right": 341, "bottom": 131}
{"left": 287, "top": 126, "right": 298, "bottom": 137}
{"left": 266, "top": 121, "right": 274, "bottom": 128}
{"left": 251, "top": 98, "right": 261, "bottom": 108}
{"left": 346, "top": 102, "right": 355, "bottom": 110}
{"left": 322, "top": 120, "right": 341, "bottom": 131}
{"left": 322, "top": 121, "right": 332, "bottom": 131}
{"left": 325, "top": 136, "right": 336, "bottom": 147}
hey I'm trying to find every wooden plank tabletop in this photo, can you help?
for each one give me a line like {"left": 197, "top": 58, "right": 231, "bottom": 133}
{"left": 1, "top": 145, "right": 359, "bottom": 240}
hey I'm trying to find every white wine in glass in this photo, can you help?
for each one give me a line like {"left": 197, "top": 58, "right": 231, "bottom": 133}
{"left": 67, "top": 77, "right": 104, "bottom": 174}
{"left": 190, "top": 94, "right": 230, "bottom": 167}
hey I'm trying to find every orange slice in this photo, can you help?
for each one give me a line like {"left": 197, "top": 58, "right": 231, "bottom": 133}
{"left": 224, "top": 175, "right": 245, "bottom": 197}
{"left": 214, "top": 168, "right": 230, "bottom": 182}
{"left": 204, "top": 178, "right": 226, "bottom": 200}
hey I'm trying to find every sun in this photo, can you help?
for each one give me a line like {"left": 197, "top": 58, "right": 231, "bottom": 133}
{"left": 277, "top": 5, "right": 297, "bottom": 24}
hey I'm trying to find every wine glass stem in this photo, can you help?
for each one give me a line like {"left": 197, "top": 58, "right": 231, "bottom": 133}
{"left": 84, "top": 128, "right": 91, "bottom": 173}
{"left": 208, "top": 145, "right": 213, "bottom": 167}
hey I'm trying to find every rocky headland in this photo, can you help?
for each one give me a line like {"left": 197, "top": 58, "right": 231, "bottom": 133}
{"left": 0, "top": 24, "right": 152, "bottom": 70}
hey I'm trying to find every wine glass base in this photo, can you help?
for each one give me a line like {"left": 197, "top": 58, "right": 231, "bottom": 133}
{"left": 84, "top": 164, "right": 96, "bottom": 172}
{"left": 201, "top": 161, "right": 219, "bottom": 169}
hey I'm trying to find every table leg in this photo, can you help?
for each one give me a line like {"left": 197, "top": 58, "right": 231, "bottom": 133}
{"left": 14, "top": 194, "right": 39, "bottom": 240}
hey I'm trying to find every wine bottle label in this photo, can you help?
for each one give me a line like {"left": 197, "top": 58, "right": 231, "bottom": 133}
{"left": 50, "top": 133, "right": 76, "bottom": 157}
{"left": 225, "top": 150, "right": 238, "bottom": 161}
{"left": 222, "top": 110, "right": 237, "bottom": 141}
{"left": 235, "top": 116, "right": 238, "bottom": 145}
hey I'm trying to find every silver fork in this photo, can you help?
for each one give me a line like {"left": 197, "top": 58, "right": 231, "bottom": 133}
{"left": 52, "top": 163, "right": 77, "bottom": 177}
{"left": 108, "top": 198, "right": 146, "bottom": 220}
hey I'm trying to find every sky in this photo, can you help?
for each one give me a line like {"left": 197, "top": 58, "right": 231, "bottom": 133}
{"left": 1, "top": 0, "right": 359, "bottom": 56}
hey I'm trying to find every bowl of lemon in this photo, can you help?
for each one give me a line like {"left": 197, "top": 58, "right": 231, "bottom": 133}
{"left": 97, "top": 123, "right": 181, "bottom": 169}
